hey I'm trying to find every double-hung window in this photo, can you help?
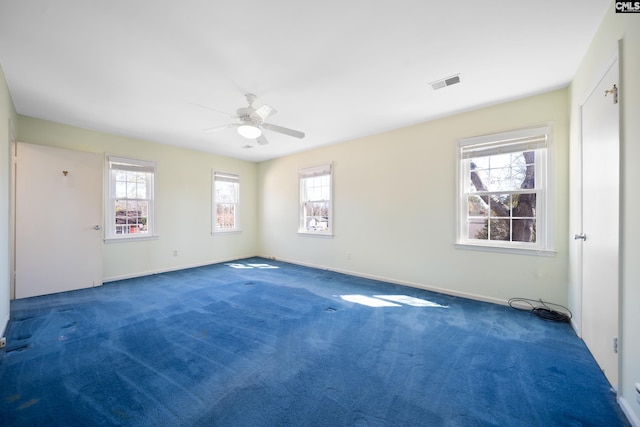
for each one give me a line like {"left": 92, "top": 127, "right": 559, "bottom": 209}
{"left": 213, "top": 171, "right": 240, "bottom": 232}
{"left": 106, "top": 156, "right": 156, "bottom": 240}
{"left": 299, "top": 163, "right": 332, "bottom": 235}
{"left": 457, "top": 126, "right": 554, "bottom": 253}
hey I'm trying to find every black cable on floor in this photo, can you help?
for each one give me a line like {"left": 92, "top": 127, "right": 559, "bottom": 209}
{"left": 508, "top": 297, "right": 572, "bottom": 322}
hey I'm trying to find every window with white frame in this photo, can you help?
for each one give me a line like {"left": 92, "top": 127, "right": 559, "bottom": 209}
{"left": 299, "top": 164, "right": 332, "bottom": 235}
{"left": 106, "top": 156, "right": 156, "bottom": 240}
{"left": 457, "top": 126, "right": 554, "bottom": 252}
{"left": 213, "top": 171, "right": 240, "bottom": 232}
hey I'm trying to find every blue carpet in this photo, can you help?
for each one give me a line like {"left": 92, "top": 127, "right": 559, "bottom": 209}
{"left": 0, "top": 257, "right": 629, "bottom": 426}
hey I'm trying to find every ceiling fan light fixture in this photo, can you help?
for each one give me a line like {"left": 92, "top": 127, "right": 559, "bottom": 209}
{"left": 238, "top": 124, "right": 261, "bottom": 139}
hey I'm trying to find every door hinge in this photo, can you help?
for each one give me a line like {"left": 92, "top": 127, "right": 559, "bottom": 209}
{"left": 613, "top": 337, "right": 619, "bottom": 354}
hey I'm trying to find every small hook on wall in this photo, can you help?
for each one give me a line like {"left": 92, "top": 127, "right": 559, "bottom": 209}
{"left": 63, "top": 170, "right": 69, "bottom": 176}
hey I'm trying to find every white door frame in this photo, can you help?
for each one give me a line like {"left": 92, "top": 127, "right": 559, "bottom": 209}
{"left": 9, "top": 120, "right": 16, "bottom": 300}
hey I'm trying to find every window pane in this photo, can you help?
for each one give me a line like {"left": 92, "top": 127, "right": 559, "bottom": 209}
{"left": 489, "top": 153, "right": 512, "bottom": 168}
{"left": 136, "top": 182, "right": 147, "bottom": 199}
{"left": 511, "top": 152, "right": 527, "bottom": 168}
{"left": 489, "top": 194, "right": 511, "bottom": 217}
{"left": 468, "top": 195, "right": 488, "bottom": 217}
{"left": 489, "top": 219, "right": 510, "bottom": 241}
{"left": 127, "top": 181, "right": 138, "bottom": 199}
{"left": 115, "top": 200, "right": 127, "bottom": 234}
{"left": 488, "top": 167, "right": 511, "bottom": 191}
{"left": 469, "top": 169, "right": 489, "bottom": 191}
{"left": 309, "top": 187, "right": 320, "bottom": 201}
{"left": 135, "top": 172, "right": 146, "bottom": 184}
{"left": 512, "top": 219, "right": 536, "bottom": 242}
{"left": 513, "top": 193, "right": 536, "bottom": 217}
{"left": 115, "top": 181, "right": 127, "bottom": 198}
{"left": 468, "top": 218, "right": 488, "bottom": 240}
{"left": 126, "top": 200, "right": 137, "bottom": 223}
{"left": 321, "top": 185, "right": 330, "bottom": 200}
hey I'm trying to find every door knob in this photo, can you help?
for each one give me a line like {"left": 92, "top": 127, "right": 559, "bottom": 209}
{"left": 574, "top": 233, "right": 586, "bottom": 241}
{"left": 94, "top": 225, "right": 102, "bottom": 230}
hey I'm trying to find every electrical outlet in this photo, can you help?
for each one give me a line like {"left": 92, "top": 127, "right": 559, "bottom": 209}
{"left": 0, "top": 337, "right": 6, "bottom": 348}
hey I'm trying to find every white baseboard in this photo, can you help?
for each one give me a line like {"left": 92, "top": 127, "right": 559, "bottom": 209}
{"left": 262, "top": 255, "right": 509, "bottom": 307}
{"left": 619, "top": 396, "right": 640, "bottom": 427}
{"left": 570, "top": 318, "right": 581, "bottom": 336}
{"left": 103, "top": 254, "right": 258, "bottom": 283}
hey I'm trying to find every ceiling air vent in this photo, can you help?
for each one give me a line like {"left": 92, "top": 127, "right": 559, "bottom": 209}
{"left": 430, "top": 74, "right": 461, "bottom": 90}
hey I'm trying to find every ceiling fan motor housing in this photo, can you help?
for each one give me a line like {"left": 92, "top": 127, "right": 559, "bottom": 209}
{"left": 236, "top": 106, "right": 259, "bottom": 124}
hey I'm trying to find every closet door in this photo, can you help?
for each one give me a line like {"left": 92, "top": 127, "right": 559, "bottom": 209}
{"left": 16, "top": 143, "right": 103, "bottom": 299}
{"left": 579, "top": 56, "right": 619, "bottom": 387}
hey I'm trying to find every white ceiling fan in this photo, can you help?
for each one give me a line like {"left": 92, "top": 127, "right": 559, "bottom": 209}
{"left": 203, "top": 94, "right": 305, "bottom": 145}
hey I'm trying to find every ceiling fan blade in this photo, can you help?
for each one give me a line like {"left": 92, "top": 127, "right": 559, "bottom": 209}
{"left": 252, "top": 104, "right": 277, "bottom": 122}
{"left": 203, "top": 123, "right": 238, "bottom": 132}
{"left": 262, "top": 122, "right": 305, "bottom": 139}
{"left": 256, "top": 133, "right": 269, "bottom": 145}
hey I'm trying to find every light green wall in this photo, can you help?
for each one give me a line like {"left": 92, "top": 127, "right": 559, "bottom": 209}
{"left": 568, "top": 3, "right": 640, "bottom": 423}
{"left": 258, "top": 89, "right": 569, "bottom": 305}
{"left": 17, "top": 116, "right": 259, "bottom": 281}
{"left": 0, "top": 63, "right": 16, "bottom": 335}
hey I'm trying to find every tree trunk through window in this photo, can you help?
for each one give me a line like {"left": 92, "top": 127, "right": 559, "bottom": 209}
{"left": 471, "top": 151, "right": 536, "bottom": 242}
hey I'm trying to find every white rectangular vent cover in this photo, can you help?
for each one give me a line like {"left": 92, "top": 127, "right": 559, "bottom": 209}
{"left": 430, "top": 74, "right": 461, "bottom": 90}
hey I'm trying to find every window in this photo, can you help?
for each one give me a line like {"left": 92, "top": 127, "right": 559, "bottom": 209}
{"left": 106, "top": 156, "right": 156, "bottom": 240}
{"left": 299, "top": 163, "right": 332, "bottom": 235}
{"left": 213, "top": 171, "right": 240, "bottom": 232}
{"left": 457, "top": 126, "right": 554, "bottom": 253}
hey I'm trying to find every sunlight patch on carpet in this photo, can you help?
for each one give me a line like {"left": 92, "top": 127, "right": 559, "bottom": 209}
{"left": 340, "top": 294, "right": 448, "bottom": 308}
{"left": 225, "top": 263, "right": 279, "bottom": 269}
{"left": 374, "top": 295, "right": 448, "bottom": 308}
{"left": 340, "top": 295, "right": 401, "bottom": 307}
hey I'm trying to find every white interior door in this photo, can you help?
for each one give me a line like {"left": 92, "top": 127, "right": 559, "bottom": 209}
{"left": 579, "top": 57, "right": 619, "bottom": 387}
{"left": 15, "top": 143, "right": 103, "bottom": 299}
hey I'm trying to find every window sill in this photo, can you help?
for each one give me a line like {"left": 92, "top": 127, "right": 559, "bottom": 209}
{"left": 212, "top": 229, "right": 242, "bottom": 235}
{"left": 298, "top": 230, "right": 333, "bottom": 238}
{"left": 105, "top": 235, "right": 159, "bottom": 243}
{"left": 455, "top": 242, "right": 556, "bottom": 256}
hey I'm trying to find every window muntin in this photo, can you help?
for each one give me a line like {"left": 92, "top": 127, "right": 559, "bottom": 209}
{"left": 213, "top": 171, "right": 240, "bottom": 232}
{"left": 458, "top": 127, "right": 552, "bottom": 251}
{"left": 107, "top": 156, "right": 156, "bottom": 240}
{"left": 299, "top": 164, "right": 332, "bottom": 235}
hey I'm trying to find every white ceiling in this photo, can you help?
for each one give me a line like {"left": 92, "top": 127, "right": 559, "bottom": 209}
{"left": 0, "top": 0, "right": 610, "bottom": 162}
